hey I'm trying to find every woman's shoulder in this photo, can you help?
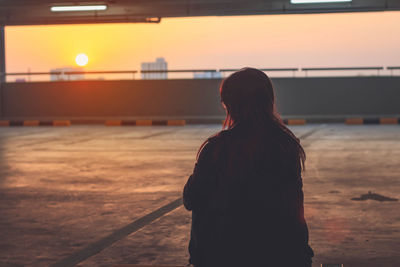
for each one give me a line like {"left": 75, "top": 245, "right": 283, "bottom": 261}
{"left": 210, "top": 129, "right": 231, "bottom": 141}
{"left": 197, "top": 130, "right": 230, "bottom": 161}
{"left": 204, "top": 128, "right": 232, "bottom": 143}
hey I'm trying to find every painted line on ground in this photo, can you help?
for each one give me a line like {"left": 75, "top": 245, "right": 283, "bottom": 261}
{"left": 15, "top": 129, "right": 124, "bottom": 147}
{"left": 62, "top": 130, "right": 130, "bottom": 146}
{"left": 298, "top": 124, "right": 326, "bottom": 140}
{"left": 292, "top": 124, "right": 327, "bottom": 151}
{"left": 50, "top": 197, "right": 183, "bottom": 267}
{"left": 64, "top": 129, "right": 179, "bottom": 144}
{"left": 137, "top": 130, "right": 177, "bottom": 139}
{"left": 15, "top": 138, "right": 64, "bottom": 149}
{"left": 0, "top": 129, "right": 49, "bottom": 139}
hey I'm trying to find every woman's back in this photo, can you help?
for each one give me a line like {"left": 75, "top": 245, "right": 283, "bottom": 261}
{"left": 184, "top": 123, "right": 313, "bottom": 267}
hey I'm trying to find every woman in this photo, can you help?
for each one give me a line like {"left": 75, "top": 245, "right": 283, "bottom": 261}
{"left": 183, "top": 68, "right": 314, "bottom": 267}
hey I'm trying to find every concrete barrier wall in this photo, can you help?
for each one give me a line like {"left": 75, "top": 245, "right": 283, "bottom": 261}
{"left": 1, "top": 77, "right": 400, "bottom": 119}
{"left": 1, "top": 79, "right": 224, "bottom": 118}
{"left": 273, "top": 77, "right": 400, "bottom": 117}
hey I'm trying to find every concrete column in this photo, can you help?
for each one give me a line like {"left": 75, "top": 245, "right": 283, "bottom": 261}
{"left": 0, "top": 25, "right": 5, "bottom": 117}
{"left": 0, "top": 26, "right": 4, "bottom": 83}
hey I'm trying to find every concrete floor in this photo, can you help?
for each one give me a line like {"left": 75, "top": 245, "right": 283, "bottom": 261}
{"left": 0, "top": 124, "right": 399, "bottom": 267}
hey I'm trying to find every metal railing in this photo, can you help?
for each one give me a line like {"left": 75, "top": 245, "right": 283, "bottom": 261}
{"left": 1, "top": 66, "right": 400, "bottom": 82}
{"left": 302, "top": 66, "right": 384, "bottom": 77}
{"left": 387, "top": 66, "right": 400, "bottom": 76}
{"left": 3, "top": 70, "right": 138, "bottom": 79}
{"left": 220, "top": 68, "right": 298, "bottom": 77}
{"left": 141, "top": 69, "right": 217, "bottom": 73}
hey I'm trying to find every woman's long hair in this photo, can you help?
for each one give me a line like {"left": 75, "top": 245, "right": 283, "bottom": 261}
{"left": 199, "top": 67, "right": 306, "bottom": 171}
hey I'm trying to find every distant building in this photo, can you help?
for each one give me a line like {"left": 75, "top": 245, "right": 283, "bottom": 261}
{"left": 50, "top": 67, "right": 84, "bottom": 81}
{"left": 193, "top": 71, "right": 222, "bottom": 79}
{"left": 141, "top": 58, "right": 168, "bottom": 80}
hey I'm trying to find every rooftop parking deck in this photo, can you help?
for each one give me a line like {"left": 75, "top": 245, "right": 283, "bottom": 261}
{"left": 0, "top": 124, "right": 399, "bottom": 267}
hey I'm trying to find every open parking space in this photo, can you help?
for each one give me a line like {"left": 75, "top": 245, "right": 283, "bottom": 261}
{"left": 0, "top": 124, "right": 399, "bottom": 267}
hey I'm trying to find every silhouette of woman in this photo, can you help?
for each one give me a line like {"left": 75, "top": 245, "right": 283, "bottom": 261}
{"left": 183, "top": 68, "right": 314, "bottom": 267}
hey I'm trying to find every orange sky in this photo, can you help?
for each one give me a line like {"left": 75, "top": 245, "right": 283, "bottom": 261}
{"left": 5, "top": 11, "right": 400, "bottom": 73}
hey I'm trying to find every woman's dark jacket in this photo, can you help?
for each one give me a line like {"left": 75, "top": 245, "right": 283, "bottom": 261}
{"left": 183, "top": 123, "right": 314, "bottom": 267}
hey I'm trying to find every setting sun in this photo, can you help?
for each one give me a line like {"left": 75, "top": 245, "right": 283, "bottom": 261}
{"left": 75, "top": 53, "right": 88, "bottom": 66}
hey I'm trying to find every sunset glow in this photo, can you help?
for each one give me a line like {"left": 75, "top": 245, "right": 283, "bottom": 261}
{"left": 5, "top": 11, "right": 400, "bottom": 73}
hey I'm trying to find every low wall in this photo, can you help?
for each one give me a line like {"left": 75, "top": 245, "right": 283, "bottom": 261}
{"left": 1, "top": 77, "right": 399, "bottom": 120}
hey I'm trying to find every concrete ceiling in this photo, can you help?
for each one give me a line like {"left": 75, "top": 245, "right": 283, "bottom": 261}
{"left": 1, "top": 0, "right": 400, "bottom": 26}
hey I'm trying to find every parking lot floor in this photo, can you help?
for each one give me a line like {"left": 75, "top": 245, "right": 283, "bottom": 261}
{"left": 0, "top": 124, "right": 399, "bottom": 267}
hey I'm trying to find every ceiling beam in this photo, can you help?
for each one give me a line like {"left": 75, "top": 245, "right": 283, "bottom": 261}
{"left": 1, "top": 0, "right": 400, "bottom": 26}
